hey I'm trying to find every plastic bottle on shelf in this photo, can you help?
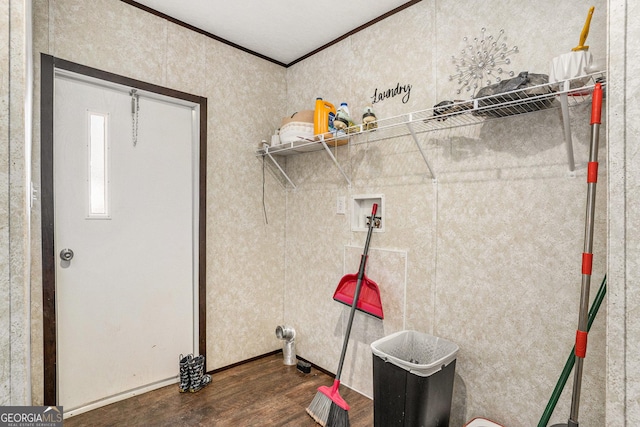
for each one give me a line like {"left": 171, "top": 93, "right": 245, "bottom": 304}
{"left": 314, "top": 98, "right": 336, "bottom": 140}
{"left": 335, "top": 103, "right": 355, "bottom": 142}
{"left": 362, "top": 105, "right": 378, "bottom": 130}
{"left": 335, "top": 103, "right": 353, "bottom": 131}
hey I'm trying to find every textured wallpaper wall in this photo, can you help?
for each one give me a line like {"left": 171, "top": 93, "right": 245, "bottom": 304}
{"left": 624, "top": 4, "right": 640, "bottom": 423}
{"left": 20, "top": 0, "right": 639, "bottom": 425}
{"left": 2, "top": 0, "right": 32, "bottom": 406}
{"left": 29, "top": 0, "right": 288, "bottom": 403}
{"left": 607, "top": 0, "right": 640, "bottom": 424}
{"left": 0, "top": 0, "right": 12, "bottom": 406}
{"left": 284, "top": 1, "right": 608, "bottom": 426}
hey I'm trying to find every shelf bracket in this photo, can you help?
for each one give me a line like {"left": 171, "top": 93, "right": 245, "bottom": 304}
{"left": 559, "top": 79, "right": 576, "bottom": 172}
{"left": 406, "top": 120, "right": 436, "bottom": 180}
{"left": 263, "top": 150, "right": 296, "bottom": 189}
{"left": 319, "top": 137, "right": 352, "bottom": 186}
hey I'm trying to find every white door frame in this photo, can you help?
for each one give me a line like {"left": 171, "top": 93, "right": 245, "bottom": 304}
{"left": 40, "top": 54, "right": 208, "bottom": 406}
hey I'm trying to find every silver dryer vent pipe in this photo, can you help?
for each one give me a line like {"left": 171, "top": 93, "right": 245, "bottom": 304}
{"left": 275, "top": 325, "right": 296, "bottom": 365}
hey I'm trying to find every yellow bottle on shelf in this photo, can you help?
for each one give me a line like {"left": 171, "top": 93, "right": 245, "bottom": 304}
{"left": 313, "top": 98, "right": 336, "bottom": 140}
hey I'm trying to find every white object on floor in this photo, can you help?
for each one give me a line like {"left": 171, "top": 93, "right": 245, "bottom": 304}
{"left": 464, "top": 417, "right": 505, "bottom": 427}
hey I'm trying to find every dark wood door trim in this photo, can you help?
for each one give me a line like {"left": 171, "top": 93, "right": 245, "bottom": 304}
{"left": 40, "top": 54, "right": 207, "bottom": 405}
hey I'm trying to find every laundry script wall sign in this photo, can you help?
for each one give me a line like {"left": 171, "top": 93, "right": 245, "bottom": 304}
{"left": 370, "top": 82, "right": 412, "bottom": 104}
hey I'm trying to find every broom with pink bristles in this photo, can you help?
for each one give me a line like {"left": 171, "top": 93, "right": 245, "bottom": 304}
{"left": 306, "top": 204, "right": 380, "bottom": 427}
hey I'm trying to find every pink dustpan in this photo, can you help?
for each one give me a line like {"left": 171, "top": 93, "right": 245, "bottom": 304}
{"left": 333, "top": 260, "right": 384, "bottom": 319}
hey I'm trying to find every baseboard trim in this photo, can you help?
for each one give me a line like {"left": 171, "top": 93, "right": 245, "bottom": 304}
{"left": 206, "top": 350, "right": 336, "bottom": 378}
{"left": 207, "top": 349, "right": 281, "bottom": 375}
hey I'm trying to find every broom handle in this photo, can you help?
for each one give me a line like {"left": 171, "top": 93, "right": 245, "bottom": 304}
{"left": 335, "top": 204, "right": 378, "bottom": 380}
{"left": 567, "top": 82, "right": 603, "bottom": 426}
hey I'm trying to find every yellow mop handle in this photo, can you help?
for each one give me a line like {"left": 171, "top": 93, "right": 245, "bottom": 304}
{"left": 572, "top": 6, "right": 595, "bottom": 51}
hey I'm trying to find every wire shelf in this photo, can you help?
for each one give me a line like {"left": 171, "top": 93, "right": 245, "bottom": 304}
{"left": 257, "top": 71, "right": 606, "bottom": 186}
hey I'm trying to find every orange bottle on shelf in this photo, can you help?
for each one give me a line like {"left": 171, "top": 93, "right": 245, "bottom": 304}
{"left": 313, "top": 98, "right": 336, "bottom": 140}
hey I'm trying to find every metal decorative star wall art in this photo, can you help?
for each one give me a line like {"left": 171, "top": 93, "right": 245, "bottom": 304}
{"left": 449, "top": 28, "right": 519, "bottom": 96}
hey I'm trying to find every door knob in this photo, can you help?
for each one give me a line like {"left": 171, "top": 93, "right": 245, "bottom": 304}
{"left": 60, "top": 248, "right": 74, "bottom": 261}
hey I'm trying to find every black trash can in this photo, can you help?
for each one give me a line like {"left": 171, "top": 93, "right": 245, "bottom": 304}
{"left": 371, "top": 330, "right": 459, "bottom": 427}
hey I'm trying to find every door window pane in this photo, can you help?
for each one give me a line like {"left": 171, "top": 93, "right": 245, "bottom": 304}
{"left": 88, "top": 111, "right": 109, "bottom": 218}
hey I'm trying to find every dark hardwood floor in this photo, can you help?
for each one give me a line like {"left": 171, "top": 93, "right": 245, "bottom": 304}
{"left": 63, "top": 353, "right": 374, "bottom": 426}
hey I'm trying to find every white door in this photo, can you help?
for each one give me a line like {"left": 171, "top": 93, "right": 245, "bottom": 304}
{"left": 54, "top": 73, "right": 198, "bottom": 415}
